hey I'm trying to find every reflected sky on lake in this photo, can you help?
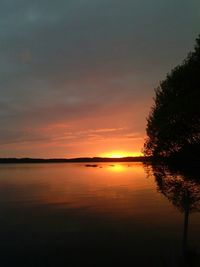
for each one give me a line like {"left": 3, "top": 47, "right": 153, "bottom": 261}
{"left": 0, "top": 163, "right": 200, "bottom": 266}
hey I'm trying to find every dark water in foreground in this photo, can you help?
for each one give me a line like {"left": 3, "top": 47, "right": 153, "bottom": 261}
{"left": 0, "top": 163, "right": 200, "bottom": 266}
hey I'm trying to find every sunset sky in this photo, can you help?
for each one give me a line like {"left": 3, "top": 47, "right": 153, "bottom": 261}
{"left": 0, "top": 0, "right": 199, "bottom": 158}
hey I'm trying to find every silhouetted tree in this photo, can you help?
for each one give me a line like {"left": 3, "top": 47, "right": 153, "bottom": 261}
{"left": 144, "top": 35, "right": 200, "bottom": 159}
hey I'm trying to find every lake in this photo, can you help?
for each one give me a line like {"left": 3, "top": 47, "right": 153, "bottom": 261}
{"left": 0, "top": 162, "right": 199, "bottom": 266}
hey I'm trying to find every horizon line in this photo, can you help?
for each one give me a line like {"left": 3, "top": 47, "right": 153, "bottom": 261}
{"left": 0, "top": 156, "right": 149, "bottom": 164}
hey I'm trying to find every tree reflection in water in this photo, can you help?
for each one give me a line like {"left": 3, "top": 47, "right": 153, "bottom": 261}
{"left": 147, "top": 164, "right": 200, "bottom": 267}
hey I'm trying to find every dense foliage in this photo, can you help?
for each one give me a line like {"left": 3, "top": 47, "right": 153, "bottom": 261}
{"left": 144, "top": 35, "right": 200, "bottom": 159}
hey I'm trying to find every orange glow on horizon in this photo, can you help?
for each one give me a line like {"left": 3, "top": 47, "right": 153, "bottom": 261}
{"left": 100, "top": 151, "right": 143, "bottom": 158}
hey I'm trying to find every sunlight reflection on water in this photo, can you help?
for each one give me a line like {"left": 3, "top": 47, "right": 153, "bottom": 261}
{"left": 0, "top": 163, "right": 200, "bottom": 266}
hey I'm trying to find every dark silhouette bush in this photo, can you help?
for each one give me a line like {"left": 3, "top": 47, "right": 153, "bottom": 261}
{"left": 144, "top": 35, "right": 200, "bottom": 160}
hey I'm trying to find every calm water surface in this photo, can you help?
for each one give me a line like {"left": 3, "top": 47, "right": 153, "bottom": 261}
{"left": 0, "top": 163, "right": 199, "bottom": 266}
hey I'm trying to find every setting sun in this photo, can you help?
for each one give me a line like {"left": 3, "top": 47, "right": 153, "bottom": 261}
{"left": 100, "top": 151, "right": 143, "bottom": 158}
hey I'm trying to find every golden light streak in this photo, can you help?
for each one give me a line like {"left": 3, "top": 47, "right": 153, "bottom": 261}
{"left": 100, "top": 151, "right": 143, "bottom": 158}
{"left": 106, "top": 164, "right": 127, "bottom": 172}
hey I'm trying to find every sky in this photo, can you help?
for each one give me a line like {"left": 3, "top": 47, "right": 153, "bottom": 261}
{"left": 0, "top": 0, "right": 199, "bottom": 158}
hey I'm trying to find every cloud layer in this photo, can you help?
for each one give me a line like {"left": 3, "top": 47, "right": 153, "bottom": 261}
{"left": 0, "top": 0, "right": 199, "bottom": 157}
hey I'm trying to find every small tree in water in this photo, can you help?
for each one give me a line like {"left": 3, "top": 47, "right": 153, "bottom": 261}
{"left": 144, "top": 35, "right": 200, "bottom": 159}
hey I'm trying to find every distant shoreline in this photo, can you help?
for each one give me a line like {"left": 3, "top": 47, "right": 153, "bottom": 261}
{"left": 0, "top": 157, "right": 149, "bottom": 164}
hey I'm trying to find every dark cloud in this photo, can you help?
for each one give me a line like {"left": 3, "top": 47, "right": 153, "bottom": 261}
{"left": 0, "top": 0, "right": 199, "bottom": 156}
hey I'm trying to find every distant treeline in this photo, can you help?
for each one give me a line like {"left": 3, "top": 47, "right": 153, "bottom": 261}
{"left": 0, "top": 157, "right": 150, "bottom": 164}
